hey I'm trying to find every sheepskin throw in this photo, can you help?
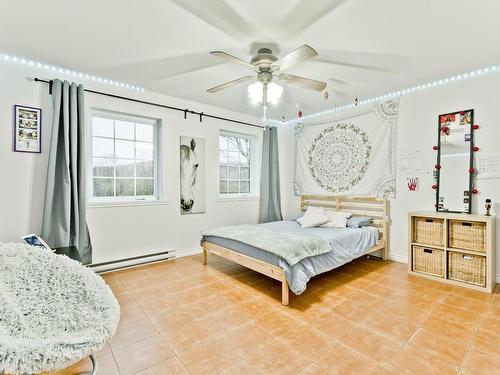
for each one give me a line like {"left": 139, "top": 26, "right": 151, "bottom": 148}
{"left": 0, "top": 243, "right": 120, "bottom": 375}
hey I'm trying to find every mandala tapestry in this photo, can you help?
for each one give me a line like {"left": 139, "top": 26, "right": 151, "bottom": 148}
{"left": 308, "top": 124, "right": 372, "bottom": 193}
{"left": 294, "top": 98, "right": 399, "bottom": 198}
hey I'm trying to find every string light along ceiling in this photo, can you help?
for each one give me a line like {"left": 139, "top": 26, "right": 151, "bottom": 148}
{"left": 267, "top": 63, "right": 500, "bottom": 126}
{"left": 3, "top": 51, "right": 499, "bottom": 124}
{"left": 0, "top": 52, "right": 145, "bottom": 92}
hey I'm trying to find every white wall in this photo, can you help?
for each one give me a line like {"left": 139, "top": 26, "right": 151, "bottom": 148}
{"left": 278, "top": 72, "right": 500, "bottom": 279}
{"left": 3, "top": 59, "right": 500, "bottom": 279}
{"left": 0, "top": 62, "right": 263, "bottom": 264}
{"left": 393, "top": 72, "right": 500, "bottom": 272}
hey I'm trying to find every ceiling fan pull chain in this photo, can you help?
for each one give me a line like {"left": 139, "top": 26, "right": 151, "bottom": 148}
{"left": 263, "top": 82, "right": 269, "bottom": 116}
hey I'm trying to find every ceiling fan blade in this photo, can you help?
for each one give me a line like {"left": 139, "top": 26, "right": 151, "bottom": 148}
{"left": 169, "top": 0, "right": 255, "bottom": 40}
{"left": 329, "top": 87, "right": 351, "bottom": 97}
{"left": 273, "top": 45, "right": 318, "bottom": 72}
{"left": 95, "top": 52, "right": 225, "bottom": 83}
{"left": 278, "top": 73, "right": 327, "bottom": 92}
{"left": 210, "top": 51, "right": 258, "bottom": 71}
{"left": 272, "top": 0, "right": 347, "bottom": 39}
{"left": 329, "top": 77, "right": 349, "bottom": 86}
{"left": 314, "top": 58, "right": 397, "bottom": 73}
{"left": 314, "top": 49, "right": 410, "bottom": 73}
{"left": 206, "top": 76, "right": 254, "bottom": 93}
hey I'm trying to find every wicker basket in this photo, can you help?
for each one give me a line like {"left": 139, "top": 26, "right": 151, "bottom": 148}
{"left": 448, "top": 220, "right": 486, "bottom": 252}
{"left": 412, "top": 246, "right": 445, "bottom": 278}
{"left": 413, "top": 217, "right": 444, "bottom": 246}
{"left": 448, "top": 251, "right": 486, "bottom": 287}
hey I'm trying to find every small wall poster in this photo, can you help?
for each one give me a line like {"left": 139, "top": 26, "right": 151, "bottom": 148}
{"left": 407, "top": 177, "right": 419, "bottom": 191}
{"left": 180, "top": 136, "right": 206, "bottom": 215}
{"left": 13, "top": 105, "right": 42, "bottom": 153}
{"left": 399, "top": 138, "right": 423, "bottom": 174}
{"left": 478, "top": 152, "right": 500, "bottom": 180}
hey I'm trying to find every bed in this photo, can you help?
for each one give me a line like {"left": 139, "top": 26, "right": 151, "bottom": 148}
{"left": 202, "top": 195, "right": 389, "bottom": 305}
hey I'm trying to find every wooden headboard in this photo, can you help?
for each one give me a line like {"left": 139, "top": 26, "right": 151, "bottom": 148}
{"left": 300, "top": 195, "right": 389, "bottom": 259}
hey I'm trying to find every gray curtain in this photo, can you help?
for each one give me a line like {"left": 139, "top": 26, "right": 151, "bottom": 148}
{"left": 259, "top": 126, "right": 283, "bottom": 223}
{"left": 42, "top": 79, "right": 92, "bottom": 264}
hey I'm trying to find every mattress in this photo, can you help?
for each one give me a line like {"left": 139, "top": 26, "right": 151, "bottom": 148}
{"left": 203, "top": 220, "right": 379, "bottom": 295}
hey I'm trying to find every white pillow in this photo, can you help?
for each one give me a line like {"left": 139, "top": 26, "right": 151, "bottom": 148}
{"left": 297, "top": 206, "right": 329, "bottom": 228}
{"left": 321, "top": 211, "right": 352, "bottom": 228}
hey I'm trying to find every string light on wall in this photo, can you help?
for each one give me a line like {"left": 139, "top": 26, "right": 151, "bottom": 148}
{"left": 0, "top": 52, "right": 145, "bottom": 92}
{"left": 275, "top": 63, "right": 500, "bottom": 126}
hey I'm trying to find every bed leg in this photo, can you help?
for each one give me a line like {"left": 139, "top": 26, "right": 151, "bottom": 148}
{"left": 382, "top": 243, "right": 388, "bottom": 261}
{"left": 203, "top": 247, "right": 208, "bottom": 265}
{"left": 281, "top": 280, "right": 289, "bottom": 306}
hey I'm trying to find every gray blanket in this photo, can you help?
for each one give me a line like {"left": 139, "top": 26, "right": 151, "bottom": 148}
{"left": 202, "top": 224, "right": 331, "bottom": 266}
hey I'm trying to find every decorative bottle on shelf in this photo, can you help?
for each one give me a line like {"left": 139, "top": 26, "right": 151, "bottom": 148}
{"left": 485, "top": 199, "right": 492, "bottom": 216}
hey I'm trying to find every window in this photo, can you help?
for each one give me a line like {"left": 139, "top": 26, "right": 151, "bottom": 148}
{"left": 90, "top": 112, "right": 159, "bottom": 202}
{"left": 219, "top": 132, "right": 256, "bottom": 196}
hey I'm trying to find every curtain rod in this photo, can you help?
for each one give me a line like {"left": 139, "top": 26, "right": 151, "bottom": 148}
{"left": 34, "top": 78, "right": 265, "bottom": 129}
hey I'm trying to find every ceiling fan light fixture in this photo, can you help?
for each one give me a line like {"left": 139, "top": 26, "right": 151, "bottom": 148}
{"left": 247, "top": 82, "right": 283, "bottom": 105}
{"left": 268, "top": 83, "right": 284, "bottom": 105}
{"left": 248, "top": 82, "right": 262, "bottom": 105}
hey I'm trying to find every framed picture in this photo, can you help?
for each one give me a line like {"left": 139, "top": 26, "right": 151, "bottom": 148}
{"left": 460, "top": 111, "right": 472, "bottom": 126}
{"left": 439, "top": 113, "right": 455, "bottom": 125}
{"left": 180, "top": 136, "right": 206, "bottom": 215}
{"left": 13, "top": 105, "right": 42, "bottom": 153}
{"left": 21, "top": 234, "right": 52, "bottom": 251}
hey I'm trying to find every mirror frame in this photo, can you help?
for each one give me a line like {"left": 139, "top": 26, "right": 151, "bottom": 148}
{"left": 435, "top": 109, "right": 474, "bottom": 214}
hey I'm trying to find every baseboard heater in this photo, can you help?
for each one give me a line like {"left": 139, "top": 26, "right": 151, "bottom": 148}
{"left": 89, "top": 250, "right": 175, "bottom": 273}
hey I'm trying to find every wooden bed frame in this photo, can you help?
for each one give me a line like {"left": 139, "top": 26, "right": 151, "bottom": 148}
{"left": 202, "top": 195, "right": 389, "bottom": 305}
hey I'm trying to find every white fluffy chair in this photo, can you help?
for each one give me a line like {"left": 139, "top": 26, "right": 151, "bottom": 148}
{"left": 0, "top": 243, "right": 120, "bottom": 375}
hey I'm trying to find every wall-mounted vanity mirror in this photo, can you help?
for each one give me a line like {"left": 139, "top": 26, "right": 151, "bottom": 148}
{"left": 435, "top": 109, "right": 474, "bottom": 213}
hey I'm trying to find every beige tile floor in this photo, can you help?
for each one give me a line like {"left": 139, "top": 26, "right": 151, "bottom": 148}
{"left": 45, "top": 254, "right": 499, "bottom": 375}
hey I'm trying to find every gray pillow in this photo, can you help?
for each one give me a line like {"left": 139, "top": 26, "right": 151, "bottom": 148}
{"left": 347, "top": 216, "right": 372, "bottom": 228}
{"left": 292, "top": 212, "right": 305, "bottom": 221}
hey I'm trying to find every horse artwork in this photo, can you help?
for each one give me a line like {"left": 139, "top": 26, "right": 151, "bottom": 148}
{"left": 180, "top": 136, "right": 206, "bottom": 214}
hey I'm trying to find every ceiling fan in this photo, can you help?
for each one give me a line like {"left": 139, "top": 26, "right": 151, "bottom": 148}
{"left": 206, "top": 45, "right": 327, "bottom": 114}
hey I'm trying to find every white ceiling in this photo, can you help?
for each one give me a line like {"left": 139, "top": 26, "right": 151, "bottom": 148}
{"left": 1, "top": 0, "right": 500, "bottom": 119}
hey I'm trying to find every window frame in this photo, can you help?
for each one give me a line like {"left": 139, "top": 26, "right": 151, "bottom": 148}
{"left": 88, "top": 109, "right": 161, "bottom": 205}
{"left": 218, "top": 130, "right": 259, "bottom": 199}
